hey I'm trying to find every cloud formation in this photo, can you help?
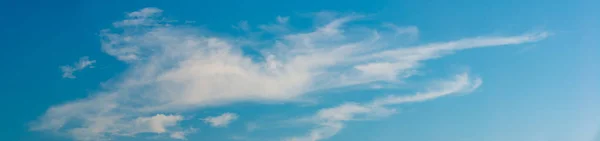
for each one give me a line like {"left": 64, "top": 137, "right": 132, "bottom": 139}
{"left": 203, "top": 113, "right": 239, "bottom": 127}
{"left": 60, "top": 56, "right": 96, "bottom": 79}
{"left": 134, "top": 114, "right": 183, "bottom": 134}
{"left": 170, "top": 131, "right": 186, "bottom": 140}
{"left": 286, "top": 73, "right": 482, "bottom": 141}
{"left": 113, "top": 7, "right": 163, "bottom": 27}
{"left": 259, "top": 16, "right": 291, "bottom": 33}
{"left": 169, "top": 127, "right": 197, "bottom": 140}
{"left": 32, "top": 7, "right": 547, "bottom": 141}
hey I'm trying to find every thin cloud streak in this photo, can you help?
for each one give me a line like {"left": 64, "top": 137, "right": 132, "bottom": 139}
{"left": 287, "top": 73, "right": 482, "bottom": 141}
{"left": 60, "top": 56, "right": 96, "bottom": 79}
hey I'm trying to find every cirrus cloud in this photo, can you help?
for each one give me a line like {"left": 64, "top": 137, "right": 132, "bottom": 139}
{"left": 60, "top": 56, "right": 96, "bottom": 79}
{"left": 31, "top": 7, "right": 548, "bottom": 141}
{"left": 286, "top": 73, "right": 482, "bottom": 141}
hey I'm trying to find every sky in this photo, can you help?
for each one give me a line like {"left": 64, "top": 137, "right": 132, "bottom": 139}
{"left": 0, "top": 0, "right": 598, "bottom": 141}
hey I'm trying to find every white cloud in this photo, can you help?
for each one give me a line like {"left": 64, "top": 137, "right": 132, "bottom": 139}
{"left": 128, "top": 7, "right": 163, "bottom": 18}
{"left": 259, "top": 16, "right": 291, "bottom": 33}
{"left": 383, "top": 23, "right": 419, "bottom": 38}
{"left": 203, "top": 113, "right": 239, "bottom": 127}
{"left": 277, "top": 16, "right": 290, "bottom": 24}
{"left": 134, "top": 114, "right": 183, "bottom": 133}
{"left": 31, "top": 7, "right": 548, "bottom": 141}
{"left": 287, "top": 73, "right": 482, "bottom": 141}
{"left": 60, "top": 56, "right": 96, "bottom": 79}
{"left": 371, "top": 73, "right": 482, "bottom": 106}
{"left": 113, "top": 7, "right": 163, "bottom": 27}
{"left": 169, "top": 127, "right": 197, "bottom": 140}
{"left": 170, "top": 131, "right": 186, "bottom": 140}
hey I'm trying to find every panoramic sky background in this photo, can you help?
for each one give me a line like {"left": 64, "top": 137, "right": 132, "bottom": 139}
{"left": 0, "top": 0, "right": 598, "bottom": 141}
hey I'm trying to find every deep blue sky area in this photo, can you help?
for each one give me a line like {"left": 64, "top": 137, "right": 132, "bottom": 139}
{"left": 0, "top": 0, "right": 598, "bottom": 141}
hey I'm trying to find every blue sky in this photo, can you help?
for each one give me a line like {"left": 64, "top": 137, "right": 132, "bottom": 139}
{"left": 0, "top": 0, "right": 598, "bottom": 141}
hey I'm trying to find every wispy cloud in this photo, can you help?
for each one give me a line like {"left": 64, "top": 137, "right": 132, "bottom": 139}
{"left": 259, "top": 16, "right": 291, "bottom": 33}
{"left": 203, "top": 113, "right": 239, "bottom": 127}
{"left": 286, "top": 73, "right": 482, "bottom": 141}
{"left": 233, "top": 21, "right": 251, "bottom": 32}
{"left": 31, "top": 7, "right": 548, "bottom": 141}
{"left": 113, "top": 7, "right": 163, "bottom": 27}
{"left": 169, "top": 127, "right": 197, "bottom": 140}
{"left": 170, "top": 131, "right": 186, "bottom": 140}
{"left": 60, "top": 56, "right": 96, "bottom": 79}
{"left": 383, "top": 23, "right": 419, "bottom": 40}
